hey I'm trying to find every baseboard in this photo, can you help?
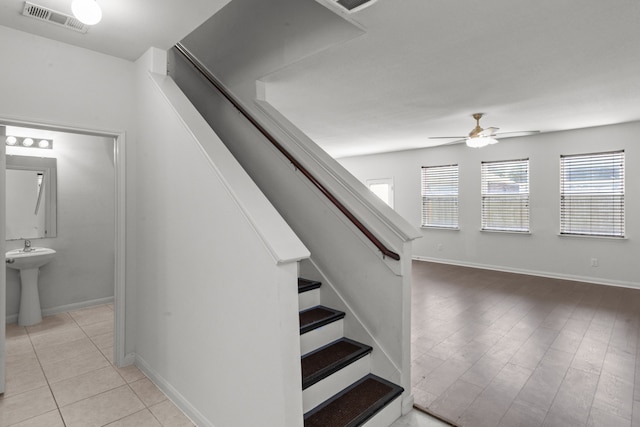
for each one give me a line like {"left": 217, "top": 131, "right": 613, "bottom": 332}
{"left": 122, "top": 352, "right": 136, "bottom": 367}
{"left": 5, "top": 296, "right": 114, "bottom": 324}
{"left": 134, "top": 354, "right": 212, "bottom": 427}
{"left": 402, "top": 394, "right": 415, "bottom": 415}
{"left": 412, "top": 256, "right": 640, "bottom": 290}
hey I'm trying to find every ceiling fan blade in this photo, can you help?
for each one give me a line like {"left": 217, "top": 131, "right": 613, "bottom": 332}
{"left": 441, "top": 138, "right": 466, "bottom": 145}
{"left": 478, "top": 127, "right": 499, "bottom": 137}
{"left": 494, "top": 130, "right": 541, "bottom": 138}
{"left": 428, "top": 136, "right": 466, "bottom": 139}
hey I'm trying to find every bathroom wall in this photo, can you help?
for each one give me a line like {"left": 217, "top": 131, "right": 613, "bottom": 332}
{"left": 6, "top": 130, "right": 115, "bottom": 320}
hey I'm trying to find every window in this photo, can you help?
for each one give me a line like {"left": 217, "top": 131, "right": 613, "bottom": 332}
{"left": 421, "top": 165, "right": 459, "bottom": 229}
{"left": 560, "top": 150, "right": 625, "bottom": 237}
{"left": 367, "top": 178, "right": 394, "bottom": 208}
{"left": 481, "top": 159, "right": 530, "bottom": 232}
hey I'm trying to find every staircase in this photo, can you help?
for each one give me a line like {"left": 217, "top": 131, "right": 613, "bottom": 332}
{"left": 298, "top": 278, "right": 404, "bottom": 427}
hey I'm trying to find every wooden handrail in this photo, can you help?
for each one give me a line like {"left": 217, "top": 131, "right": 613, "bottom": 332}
{"left": 173, "top": 44, "right": 400, "bottom": 261}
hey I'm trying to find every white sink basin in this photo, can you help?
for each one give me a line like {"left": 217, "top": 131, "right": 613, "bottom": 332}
{"left": 6, "top": 247, "right": 56, "bottom": 270}
{"left": 6, "top": 247, "right": 56, "bottom": 326}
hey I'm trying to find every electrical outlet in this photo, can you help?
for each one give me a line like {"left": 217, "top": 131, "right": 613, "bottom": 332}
{"left": 591, "top": 258, "right": 599, "bottom": 267}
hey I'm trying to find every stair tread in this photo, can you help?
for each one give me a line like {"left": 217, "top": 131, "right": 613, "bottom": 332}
{"left": 299, "top": 306, "right": 345, "bottom": 335}
{"left": 304, "top": 373, "right": 404, "bottom": 427}
{"left": 302, "top": 338, "right": 372, "bottom": 390}
{"left": 298, "top": 278, "right": 322, "bottom": 293}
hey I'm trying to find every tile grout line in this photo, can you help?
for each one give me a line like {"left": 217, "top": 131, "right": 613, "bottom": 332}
{"left": 22, "top": 321, "right": 68, "bottom": 427}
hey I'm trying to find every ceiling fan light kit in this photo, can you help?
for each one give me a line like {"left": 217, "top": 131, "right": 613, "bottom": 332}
{"left": 466, "top": 135, "right": 498, "bottom": 148}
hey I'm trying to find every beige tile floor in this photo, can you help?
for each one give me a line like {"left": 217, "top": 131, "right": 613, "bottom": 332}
{"left": 411, "top": 260, "right": 640, "bottom": 427}
{"left": 1, "top": 304, "right": 195, "bottom": 427}
{"left": 0, "top": 304, "right": 449, "bottom": 427}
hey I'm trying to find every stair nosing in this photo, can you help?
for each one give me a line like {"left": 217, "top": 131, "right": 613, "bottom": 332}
{"left": 303, "top": 373, "right": 404, "bottom": 427}
{"left": 299, "top": 305, "right": 345, "bottom": 335}
{"left": 301, "top": 338, "right": 373, "bottom": 390}
{"left": 298, "top": 278, "right": 322, "bottom": 293}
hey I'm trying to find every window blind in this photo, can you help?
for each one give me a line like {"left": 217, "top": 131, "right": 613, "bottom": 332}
{"left": 481, "top": 159, "right": 529, "bottom": 232}
{"left": 421, "top": 165, "right": 459, "bottom": 228}
{"left": 560, "top": 151, "right": 625, "bottom": 237}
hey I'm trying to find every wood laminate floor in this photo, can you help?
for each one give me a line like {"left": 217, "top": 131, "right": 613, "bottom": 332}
{"left": 411, "top": 260, "right": 640, "bottom": 427}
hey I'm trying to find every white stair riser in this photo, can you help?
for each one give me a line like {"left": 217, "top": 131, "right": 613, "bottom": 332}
{"left": 298, "top": 289, "right": 320, "bottom": 311}
{"left": 300, "top": 319, "right": 343, "bottom": 355}
{"left": 303, "top": 355, "right": 371, "bottom": 413}
{"left": 361, "top": 395, "right": 403, "bottom": 427}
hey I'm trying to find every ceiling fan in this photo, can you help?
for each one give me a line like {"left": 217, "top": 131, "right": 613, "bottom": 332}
{"left": 429, "top": 113, "right": 540, "bottom": 148}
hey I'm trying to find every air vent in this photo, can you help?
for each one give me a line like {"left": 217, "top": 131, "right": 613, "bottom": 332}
{"left": 336, "top": 0, "right": 376, "bottom": 12}
{"left": 22, "top": 2, "right": 89, "bottom": 33}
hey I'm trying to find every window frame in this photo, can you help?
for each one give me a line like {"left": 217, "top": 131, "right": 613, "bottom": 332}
{"left": 560, "top": 150, "right": 625, "bottom": 238}
{"left": 366, "top": 177, "right": 394, "bottom": 209}
{"left": 421, "top": 164, "right": 459, "bottom": 230}
{"left": 481, "top": 158, "right": 530, "bottom": 233}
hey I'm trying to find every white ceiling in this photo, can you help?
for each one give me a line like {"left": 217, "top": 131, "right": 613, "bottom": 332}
{"left": 0, "top": 0, "right": 231, "bottom": 60}
{"left": 2, "top": 0, "right": 639, "bottom": 158}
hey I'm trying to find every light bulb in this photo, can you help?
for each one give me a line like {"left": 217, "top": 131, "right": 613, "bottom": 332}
{"left": 72, "top": 0, "right": 102, "bottom": 25}
{"left": 466, "top": 137, "right": 487, "bottom": 148}
{"left": 38, "top": 139, "right": 50, "bottom": 148}
{"left": 6, "top": 136, "right": 18, "bottom": 145}
{"left": 22, "top": 138, "right": 34, "bottom": 147}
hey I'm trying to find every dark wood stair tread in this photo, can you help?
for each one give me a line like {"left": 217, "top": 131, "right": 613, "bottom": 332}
{"left": 304, "top": 374, "right": 404, "bottom": 427}
{"left": 299, "top": 278, "right": 322, "bottom": 293}
{"left": 300, "top": 306, "right": 345, "bottom": 335}
{"left": 302, "top": 338, "right": 372, "bottom": 390}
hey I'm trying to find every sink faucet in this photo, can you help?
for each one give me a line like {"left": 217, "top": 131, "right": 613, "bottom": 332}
{"left": 23, "top": 239, "right": 32, "bottom": 252}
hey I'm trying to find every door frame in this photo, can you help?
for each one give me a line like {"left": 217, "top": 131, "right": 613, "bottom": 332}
{"left": 1, "top": 117, "right": 127, "bottom": 371}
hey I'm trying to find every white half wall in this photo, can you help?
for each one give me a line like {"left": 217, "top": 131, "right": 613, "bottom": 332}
{"left": 133, "top": 53, "right": 307, "bottom": 426}
{"left": 339, "top": 121, "right": 640, "bottom": 288}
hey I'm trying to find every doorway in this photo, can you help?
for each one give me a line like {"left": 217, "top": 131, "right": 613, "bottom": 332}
{"left": 1, "top": 120, "right": 126, "bottom": 394}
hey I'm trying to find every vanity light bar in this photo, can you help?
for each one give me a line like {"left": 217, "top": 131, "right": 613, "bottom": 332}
{"left": 5, "top": 136, "right": 53, "bottom": 149}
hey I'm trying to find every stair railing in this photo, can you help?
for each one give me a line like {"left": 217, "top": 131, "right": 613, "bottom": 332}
{"left": 174, "top": 43, "right": 400, "bottom": 261}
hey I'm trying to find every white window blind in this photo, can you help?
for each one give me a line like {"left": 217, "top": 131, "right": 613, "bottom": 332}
{"left": 481, "top": 159, "right": 529, "bottom": 232}
{"left": 560, "top": 150, "right": 625, "bottom": 237}
{"left": 421, "top": 165, "right": 458, "bottom": 229}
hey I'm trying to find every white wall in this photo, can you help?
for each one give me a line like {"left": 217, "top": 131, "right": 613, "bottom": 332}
{"left": 339, "top": 121, "right": 640, "bottom": 288}
{"left": 0, "top": 25, "right": 136, "bottom": 350}
{"left": 0, "top": 26, "right": 136, "bottom": 132}
{"left": 133, "top": 50, "right": 307, "bottom": 427}
{"left": 6, "top": 132, "right": 115, "bottom": 318}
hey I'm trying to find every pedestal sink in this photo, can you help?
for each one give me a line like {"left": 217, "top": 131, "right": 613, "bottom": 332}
{"left": 6, "top": 247, "right": 56, "bottom": 326}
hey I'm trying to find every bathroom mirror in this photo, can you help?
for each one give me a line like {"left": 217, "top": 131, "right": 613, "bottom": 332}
{"left": 6, "top": 155, "right": 57, "bottom": 240}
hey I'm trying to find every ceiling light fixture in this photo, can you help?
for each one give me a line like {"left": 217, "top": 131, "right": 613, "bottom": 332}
{"left": 71, "top": 0, "right": 102, "bottom": 25}
{"left": 5, "top": 136, "right": 54, "bottom": 149}
{"left": 466, "top": 135, "right": 499, "bottom": 148}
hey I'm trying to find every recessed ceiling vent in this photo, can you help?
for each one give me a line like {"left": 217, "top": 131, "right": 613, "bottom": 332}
{"left": 335, "top": 0, "right": 376, "bottom": 12}
{"left": 22, "top": 2, "right": 89, "bottom": 33}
